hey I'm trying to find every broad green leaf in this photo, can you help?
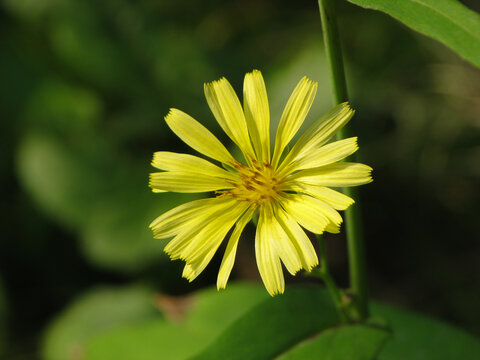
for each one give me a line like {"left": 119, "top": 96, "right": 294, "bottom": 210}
{"left": 190, "top": 286, "right": 340, "bottom": 360}
{"left": 80, "top": 191, "right": 189, "bottom": 272}
{"left": 16, "top": 125, "right": 194, "bottom": 272}
{"left": 15, "top": 77, "right": 197, "bottom": 272}
{"left": 278, "top": 324, "right": 390, "bottom": 360}
{"left": 372, "top": 303, "right": 480, "bottom": 360}
{"left": 17, "top": 134, "right": 104, "bottom": 230}
{"left": 347, "top": 0, "right": 480, "bottom": 68}
{"left": 85, "top": 320, "right": 206, "bottom": 360}
{"left": 190, "top": 285, "right": 480, "bottom": 360}
{"left": 44, "top": 283, "right": 480, "bottom": 360}
{"left": 184, "top": 283, "right": 268, "bottom": 334}
{"left": 42, "top": 286, "right": 159, "bottom": 360}
{"left": 84, "top": 283, "right": 267, "bottom": 360}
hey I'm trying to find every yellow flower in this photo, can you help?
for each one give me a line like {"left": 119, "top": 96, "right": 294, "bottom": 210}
{"left": 149, "top": 70, "right": 372, "bottom": 296}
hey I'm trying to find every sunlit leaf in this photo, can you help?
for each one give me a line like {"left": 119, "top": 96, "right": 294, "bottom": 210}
{"left": 17, "top": 134, "right": 103, "bottom": 229}
{"left": 84, "top": 283, "right": 267, "bottom": 360}
{"left": 16, "top": 131, "right": 194, "bottom": 272}
{"left": 373, "top": 303, "right": 480, "bottom": 360}
{"left": 278, "top": 324, "right": 390, "bottom": 360}
{"left": 86, "top": 320, "right": 206, "bottom": 360}
{"left": 43, "top": 283, "right": 480, "bottom": 360}
{"left": 348, "top": 0, "right": 480, "bottom": 68}
{"left": 42, "top": 286, "right": 159, "bottom": 360}
{"left": 191, "top": 286, "right": 339, "bottom": 360}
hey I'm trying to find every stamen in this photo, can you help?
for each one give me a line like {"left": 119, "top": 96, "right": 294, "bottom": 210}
{"left": 218, "top": 161, "right": 283, "bottom": 206}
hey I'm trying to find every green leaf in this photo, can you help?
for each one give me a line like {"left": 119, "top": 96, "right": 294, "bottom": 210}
{"left": 189, "top": 285, "right": 480, "bottom": 360}
{"left": 190, "top": 286, "right": 340, "bottom": 360}
{"left": 80, "top": 191, "right": 191, "bottom": 272}
{"left": 347, "top": 0, "right": 480, "bottom": 68}
{"left": 372, "top": 303, "right": 480, "bottom": 360}
{"left": 42, "top": 286, "right": 159, "bottom": 360}
{"left": 184, "top": 283, "right": 268, "bottom": 334}
{"left": 278, "top": 324, "right": 390, "bottom": 360}
{"left": 17, "top": 134, "right": 103, "bottom": 230}
{"left": 84, "top": 283, "right": 267, "bottom": 360}
{"left": 85, "top": 320, "right": 206, "bottom": 360}
{"left": 44, "top": 284, "right": 480, "bottom": 360}
{"left": 16, "top": 126, "right": 194, "bottom": 272}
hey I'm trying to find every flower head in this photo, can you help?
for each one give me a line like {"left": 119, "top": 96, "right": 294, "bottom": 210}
{"left": 149, "top": 70, "right": 372, "bottom": 295}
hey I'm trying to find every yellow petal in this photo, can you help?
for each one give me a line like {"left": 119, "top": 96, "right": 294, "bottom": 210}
{"left": 150, "top": 197, "right": 224, "bottom": 239}
{"left": 288, "top": 183, "right": 354, "bottom": 210}
{"left": 275, "top": 208, "right": 319, "bottom": 271}
{"left": 281, "top": 194, "right": 343, "bottom": 234}
{"left": 281, "top": 102, "right": 354, "bottom": 168}
{"left": 255, "top": 207, "right": 285, "bottom": 296}
{"left": 152, "top": 152, "right": 236, "bottom": 181}
{"left": 243, "top": 70, "right": 270, "bottom": 161}
{"left": 182, "top": 247, "right": 217, "bottom": 282}
{"left": 204, "top": 78, "right": 255, "bottom": 160}
{"left": 149, "top": 171, "right": 233, "bottom": 193}
{"left": 179, "top": 201, "right": 249, "bottom": 264}
{"left": 165, "top": 108, "right": 235, "bottom": 164}
{"left": 279, "top": 137, "right": 358, "bottom": 175}
{"left": 272, "top": 77, "right": 317, "bottom": 167}
{"left": 152, "top": 189, "right": 167, "bottom": 193}
{"left": 280, "top": 196, "right": 330, "bottom": 234}
{"left": 288, "top": 162, "right": 373, "bottom": 187}
{"left": 181, "top": 202, "right": 250, "bottom": 282}
{"left": 163, "top": 197, "right": 237, "bottom": 258}
{"left": 263, "top": 205, "right": 302, "bottom": 275}
{"left": 217, "top": 206, "right": 255, "bottom": 290}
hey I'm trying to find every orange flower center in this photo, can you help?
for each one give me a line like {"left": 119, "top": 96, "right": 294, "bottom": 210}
{"left": 220, "top": 160, "right": 283, "bottom": 206}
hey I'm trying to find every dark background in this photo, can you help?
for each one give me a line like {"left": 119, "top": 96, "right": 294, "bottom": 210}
{"left": 1, "top": 0, "right": 479, "bottom": 359}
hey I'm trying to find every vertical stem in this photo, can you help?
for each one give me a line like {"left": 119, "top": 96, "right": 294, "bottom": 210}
{"left": 318, "top": 0, "right": 348, "bottom": 105}
{"left": 318, "top": 0, "right": 369, "bottom": 320}
{"left": 317, "top": 235, "right": 348, "bottom": 322}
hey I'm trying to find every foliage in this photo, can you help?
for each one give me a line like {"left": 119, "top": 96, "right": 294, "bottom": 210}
{"left": 43, "top": 283, "right": 480, "bottom": 359}
{"left": 278, "top": 324, "right": 389, "bottom": 360}
{"left": 347, "top": 0, "right": 480, "bottom": 68}
{"left": 42, "top": 286, "right": 159, "bottom": 360}
{"left": 374, "top": 302, "right": 480, "bottom": 360}
{"left": 0, "top": 0, "right": 479, "bottom": 359}
{"left": 43, "top": 283, "right": 267, "bottom": 360}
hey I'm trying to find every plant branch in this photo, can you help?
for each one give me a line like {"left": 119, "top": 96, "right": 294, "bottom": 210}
{"left": 318, "top": 0, "right": 369, "bottom": 320}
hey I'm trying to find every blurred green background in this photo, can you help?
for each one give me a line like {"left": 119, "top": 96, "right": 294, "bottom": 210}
{"left": 1, "top": 0, "right": 479, "bottom": 359}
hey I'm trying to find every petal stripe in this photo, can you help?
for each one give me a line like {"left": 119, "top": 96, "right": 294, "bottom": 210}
{"left": 149, "top": 171, "right": 234, "bottom": 193}
{"left": 205, "top": 78, "right": 255, "bottom": 160}
{"left": 152, "top": 151, "right": 237, "bottom": 181}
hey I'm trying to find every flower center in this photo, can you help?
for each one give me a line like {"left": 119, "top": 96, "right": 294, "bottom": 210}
{"left": 220, "top": 160, "right": 282, "bottom": 206}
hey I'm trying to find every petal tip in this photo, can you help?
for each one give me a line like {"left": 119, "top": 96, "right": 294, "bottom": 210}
{"left": 216, "top": 282, "right": 226, "bottom": 291}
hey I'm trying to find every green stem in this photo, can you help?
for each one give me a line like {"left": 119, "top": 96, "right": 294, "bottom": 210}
{"left": 318, "top": 0, "right": 369, "bottom": 320}
{"left": 316, "top": 235, "right": 347, "bottom": 322}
